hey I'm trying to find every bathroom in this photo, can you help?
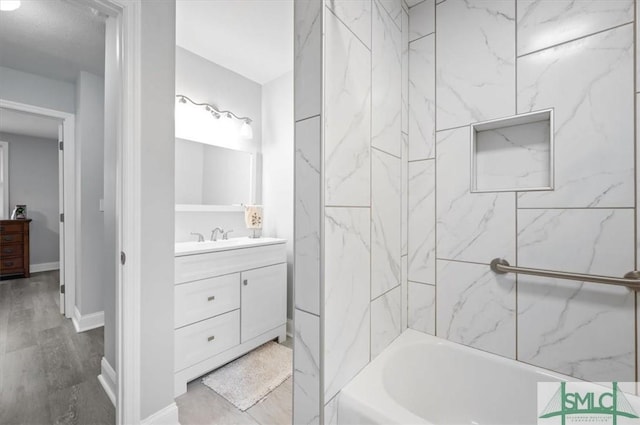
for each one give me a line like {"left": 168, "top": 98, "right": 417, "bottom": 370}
{"left": 173, "top": 0, "right": 640, "bottom": 424}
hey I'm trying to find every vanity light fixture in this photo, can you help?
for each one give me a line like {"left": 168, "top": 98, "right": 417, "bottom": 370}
{"left": 176, "top": 95, "right": 253, "bottom": 140}
{"left": 0, "top": 0, "right": 21, "bottom": 11}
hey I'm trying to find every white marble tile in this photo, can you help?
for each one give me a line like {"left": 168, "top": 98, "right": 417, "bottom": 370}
{"left": 372, "top": 0, "right": 402, "bottom": 157}
{"left": 637, "top": 3, "right": 640, "bottom": 91}
{"left": 325, "top": 10, "right": 372, "bottom": 207}
{"left": 436, "top": 128, "right": 516, "bottom": 263}
{"left": 436, "top": 260, "right": 516, "bottom": 358}
{"left": 378, "top": 0, "right": 403, "bottom": 28}
{"left": 401, "top": 9, "right": 409, "bottom": 134}
{"left": 408, "top": 0, "right": 434, "bottom": 41}
{"left": 408, "top": 159, "right": 435, "bottom": 284}
{"left": 324, "top": 207, "right": 371, "bottom": 400}
{"left": 295, "top": 0, "right": 322, "bottom": 121}
{"left": 474, "top": 120, "right": 551, "bottom": 191}
{"left": 293, "top": 309, "right": 321, "bottom": 425}
{"left": 518, "top": 209, "right": 635, "bottom": 276}
{"left": 436, "top": 0, "right": 515, "bottom": 130}
{"left": 324, "top": 394, "right": 339, "bottom": 425}
{"left": 372, "top": 149, "right": 402, "bottom": 298}
{"left": 518, "top": 276, "right": 635, "bottom": 382}
{"left": 295, "top": 117, "right": 321, "bottom": 315}
{"left": 401, "top": 255, "right": 408, "bottom": 330}
{"left": 408, "top": 34, "right": 435, "bottom": 160}
{"left": 517, "top": 0, "right": 633, "bottom": 56}
{"left": 407, "top": 281, "right": 435, "bottom": 335}
{"left": 401, "top": 132, "right": 408, "bottom": 256}
{"left": 637, "top": 93, "right": 640, "bottom": 385}
{"left": 371, "top": 286, "right": 402, "bottom": 358}
{"left": 518, "top": 25, "right": 634, "bottom": 208}
{"left": 326, "top": 0, "right": 372, "bottom": 49}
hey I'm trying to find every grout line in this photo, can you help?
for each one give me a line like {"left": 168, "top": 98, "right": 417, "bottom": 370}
{"left": 407, "top": 0, "right": 427, "bottom": 9}
{"left": 514, "top": 0, "right": 519, "bottom": 363}
{"left": 325, "top": 5, "right": 371, "bottom": 52}
{"left": 633, "top": 0, "right": 638, "bottom": 386}
{"left": 324, "top": 205, "right": 371, "bottom": 209}
{"left": 371, "top": 283, "right": 402, "bottom": 302}
{"left": 517, "top": 206, "right": 636, "bottom": 210}
{"left": 408, "top": 279, "right": 436, "bottom": 287}
{"left": 295, "top": 307, "right": 321, "bottom": 318}
{"left": 433, "top": 0, "right": 438, "bottom": 337}
{"left": 408, "top": 157, "right": 435, "bottom": 163}
{"left": 369, "top": 0, "right": 373, "bottom": 365}
{"left": 517, "top": 21, "right": 634, "bottom": 59}
{"left": 295, "top": 114, "right": 322, "bottom": 124}
{"left": 436, "top": 257, "right": 491, "bottom": 266}
{"left": 409, "top": 31, "right": 435, "bottom": 45}
{"left": 319, "top": 1, "right": 326, "bottom": 421}
{"left": 372, "top": 145, "right": 402, "bottom": 160}
{"left": 436, "top": 123, "right": 470, "bottom": 133}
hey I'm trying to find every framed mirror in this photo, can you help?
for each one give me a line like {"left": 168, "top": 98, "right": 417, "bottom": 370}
{"left": 175, "top": 137, "right": 258, "bottom": 212}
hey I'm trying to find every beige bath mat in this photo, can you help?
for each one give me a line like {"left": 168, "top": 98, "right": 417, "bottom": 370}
{"left": 201, "top": 341, "right": 292, "bottom": 411}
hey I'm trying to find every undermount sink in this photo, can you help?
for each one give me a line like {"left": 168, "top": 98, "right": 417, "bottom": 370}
{"left": 175, "top": 237, "right": 285, "bottom": 256}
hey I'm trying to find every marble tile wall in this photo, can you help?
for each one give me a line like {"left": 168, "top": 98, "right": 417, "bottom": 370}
{"left": 294, "top": 0, "right": 405, "bottom": 422}
{"left": 406, "top": 0, "right": 638, "bottom": 384}
{"left": 294, "top": 1, "right": 322, "bottom": 423}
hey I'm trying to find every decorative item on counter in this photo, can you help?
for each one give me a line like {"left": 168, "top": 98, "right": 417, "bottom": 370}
{"left": 11, "top": 205, "right": 27, "bottom": 220}
{"left": 244, "top": 205, "right": 263, "bottom": 239}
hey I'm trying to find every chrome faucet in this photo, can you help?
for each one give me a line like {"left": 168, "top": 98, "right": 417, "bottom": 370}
{"left": 210, "top": 227, "right": 224, "bottom": 241}
{"left": 222, "top": 229, "right": 234, "bottom": 240}
{"left": 190, "top": 232, "right": 205, "bottom": 242}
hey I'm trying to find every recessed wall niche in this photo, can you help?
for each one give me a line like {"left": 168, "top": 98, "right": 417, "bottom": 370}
{"left": 471, "top": 109, "right": 554, "bottom": 193}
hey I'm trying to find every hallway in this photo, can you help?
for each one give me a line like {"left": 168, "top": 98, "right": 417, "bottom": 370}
{"left": 0, "top": 271, "right": 114, "bottom": 425}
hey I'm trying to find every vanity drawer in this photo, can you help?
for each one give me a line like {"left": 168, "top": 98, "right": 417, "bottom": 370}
{"left": 175, "top": 309, "right": 239, "bottom": 372}
{"left": 0, "top": 222, "right": 24, "bottom": 234}
{"left": 175, "top": 273, "right": 240, "bottom": 328}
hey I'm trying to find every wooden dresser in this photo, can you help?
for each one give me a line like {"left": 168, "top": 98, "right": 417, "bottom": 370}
{"left": 0, "top": 219, "right": 32, "bottom": 279}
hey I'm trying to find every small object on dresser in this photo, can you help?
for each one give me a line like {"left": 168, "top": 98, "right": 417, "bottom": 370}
{"left": 10, "top": 205, "right": 27, "bottom": 220}
{"left": 244, "top": 205, "right": 262, "bottom": 239}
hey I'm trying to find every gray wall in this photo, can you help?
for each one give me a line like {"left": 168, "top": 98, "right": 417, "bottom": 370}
{"left": 75, "top": 71, "right": 105, "bottom": 316}
{"left": 140, "top": 1, "right": 176, "bottom": 419}
{"left": 0, "top": 66, "right": 75, "bottom": 113}
{"left": 2, "top": 132, "right": 59, "bottom": 266}
{"left": 262, "top": 71, "right": 294, "bottom": 320}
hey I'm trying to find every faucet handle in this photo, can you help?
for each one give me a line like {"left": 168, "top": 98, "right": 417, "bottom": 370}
{"left": 190, "top": 232, "right": 205, "bottom": 242}
{"left": 223, "top": 229, "right": 234, "bottom": 240}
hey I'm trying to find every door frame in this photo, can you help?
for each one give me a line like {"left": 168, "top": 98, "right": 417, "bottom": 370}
{"left": 0, "top": 99, "right": 76, "bottom": 318}
{"left": 77, "top": 0, "right": 143, "bottom": 423}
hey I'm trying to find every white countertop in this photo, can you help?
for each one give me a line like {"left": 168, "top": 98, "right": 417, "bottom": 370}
{"left": 175, "top": 237, "right": 286, "bottom": 256}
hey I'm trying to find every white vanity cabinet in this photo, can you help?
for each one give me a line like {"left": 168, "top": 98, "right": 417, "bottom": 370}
{"left": 173, "top": 238, "right": 287, "bottom": 397}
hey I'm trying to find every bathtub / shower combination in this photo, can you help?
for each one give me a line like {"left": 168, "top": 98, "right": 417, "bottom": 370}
{"left": 336, "top": 329, "right": 636, "bottom": 425}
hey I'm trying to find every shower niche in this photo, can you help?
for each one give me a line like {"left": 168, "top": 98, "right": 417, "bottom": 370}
{"left": 471, "top": 109, "right": 554, "bottom": 193}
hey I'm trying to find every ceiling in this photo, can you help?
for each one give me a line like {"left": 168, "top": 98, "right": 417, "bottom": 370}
{"left": 0, "top": 0, "right": 105, "bottom": 83}
{"left": 176, "top": 0, "right": 293, "bottom": 85}
{"left": 0, "top": 108, "right": 61, "bottom": 139}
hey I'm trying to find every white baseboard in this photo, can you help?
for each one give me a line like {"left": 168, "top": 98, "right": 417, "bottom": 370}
{"left": 141, "top": 402, "right": 180, "bottom": 425}
{"left": 72, "top": 306, "right": 104, "bottom": 333}
{"left": 98, "top": 357, "right": 116, "bottom": 407}
{"left": 286, "top": 318, "right": 293, "bottom": 338}
{"left": 30, "top": 261, "right": 60, "bottom": 273}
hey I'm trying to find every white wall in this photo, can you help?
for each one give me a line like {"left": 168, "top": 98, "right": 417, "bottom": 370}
{"left": 262, "top": 71, "right": 294, "bottom": 320}
{"left": 75, "top": 71, "right": 105, "bottom": 316}
{"left": 140, "top": 1, "right": 176, "bottom": 419}
{"left": 2, "top": 131, "right": 59, "bottom": 266}
{"left": 174, "top": 46, "right": 263, "bottom": 242}
{"left": 0, "top": 66, "right": 75, "bottom": 113}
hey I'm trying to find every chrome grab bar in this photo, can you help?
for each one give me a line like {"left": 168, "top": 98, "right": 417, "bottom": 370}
{"left": 490, "top": 258, "right": 640, "bottom": 291}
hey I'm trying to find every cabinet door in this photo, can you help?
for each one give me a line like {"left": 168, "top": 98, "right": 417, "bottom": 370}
{"left": 241, "top": 263, "right": 286, "bottom": 343}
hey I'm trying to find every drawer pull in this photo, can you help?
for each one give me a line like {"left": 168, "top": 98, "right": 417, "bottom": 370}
{"left": 243, "top": 279, "right": 248, "bottom": 286}
{"left": 207, "top": 335, "right": 216, "bottom": 342}
{"left": 207, "top": 295, "right": 216, "bottom": 301}
{"left": 3, "top": 236, "right": 13, "bottom": 242}
{"left": 3, "top": 248, "right": 14, "bottom": 254}
{"left": 4, "top": 261, "right": 14, "bottom": 267}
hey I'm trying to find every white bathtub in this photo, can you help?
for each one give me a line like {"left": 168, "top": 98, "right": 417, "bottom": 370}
{"left": 338, "top": 329, "right": 570, "bottom": 425}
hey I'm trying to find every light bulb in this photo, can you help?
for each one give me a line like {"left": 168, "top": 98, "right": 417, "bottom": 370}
{"left": 240, "top": 121, "right": 253, "bottom": 139}
{"left": 0, "top": 0, "right": 21, "bottom": 11}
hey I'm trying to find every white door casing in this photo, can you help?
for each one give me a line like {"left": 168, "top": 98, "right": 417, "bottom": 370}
{"left": 58, "top": 123, "right": 65, "bottom": 315}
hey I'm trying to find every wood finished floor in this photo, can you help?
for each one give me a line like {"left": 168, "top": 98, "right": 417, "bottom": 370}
{"left": 177, "top": 337, "right": 293, "bottom": 425}
{"left": 0, "top": 271, "right": 115, "bottom": 425}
